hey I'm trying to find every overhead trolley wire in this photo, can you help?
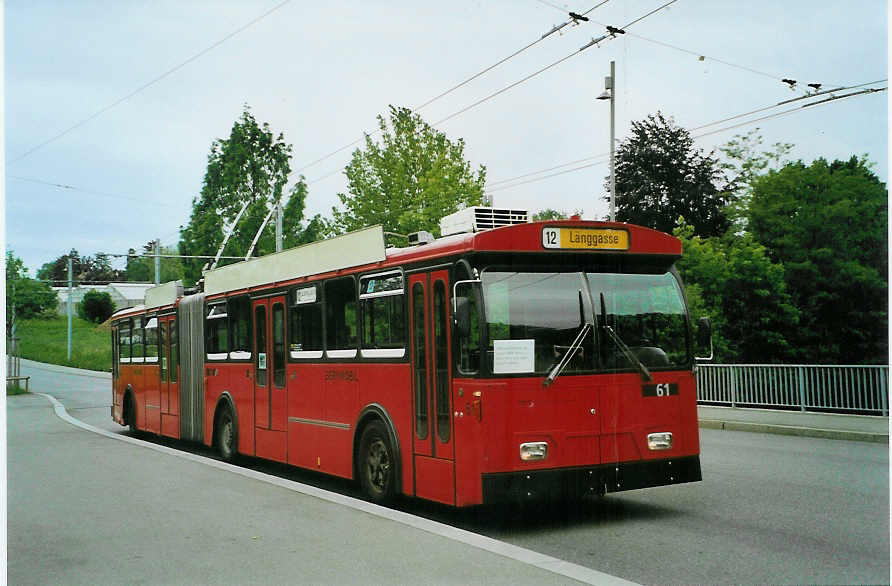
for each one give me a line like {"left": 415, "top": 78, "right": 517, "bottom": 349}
{"left": 8, "top": 175, "right": 170, "bottom": 207}
{"left": 303, "top": 0, "right": 675, "bottom": 187}
{"left": 294, "top": 1, "right": 613, "bottom": 180}
{"left": 9, "top": 0, "right": 293, "bottom": 165}
{"left": 483, "top": 81, "right": 887, "bottom": 195}
{"left": 432, "top": 0, "right": 678, "bottom": 128}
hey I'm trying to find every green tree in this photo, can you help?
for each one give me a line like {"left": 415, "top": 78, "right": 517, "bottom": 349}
{"left": 179, "top": 106, "right": 314, "bottom": 285}
{"left": 77, "top": 289, "right": 115, "bottom": 323}
{"left": 37, "top": 249, "right": 122, "bottom": 285}
{"left": 747, "top": 156, "right": 887, "bottom": 364}
{"left": 610, "top": 112, "right": 729, "bottom": 237}
{"left": 674, "top": 220, "right": 799, "bottom": 363}
{"left": 125, "top": 243, "right": 185, "bottom": 284}
{"left": 331, "top": 106, "right": 486, "bottom": 243}
{"left": 7, "top": 250, "right": 57, "bottom": 336}
{"left": 531, "top": 208, "right": 583, "bottom": 221}
{"left": 719, "top": 129, "right": 793, "bottom": 227}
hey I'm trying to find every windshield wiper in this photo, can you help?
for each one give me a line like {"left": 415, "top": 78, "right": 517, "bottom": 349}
{"left": 544, "top": 291, "right": 590, "bottom": 387}
{"left": 544, "top": 323, "right": 590, "bottom": 387}
{"left": 600, "top": 292, "right": 652, "bottom": 381}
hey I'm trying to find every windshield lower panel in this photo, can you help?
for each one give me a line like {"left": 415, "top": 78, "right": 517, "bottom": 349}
{"left": 481, "top": 270, "right": 690, "bottom": 376}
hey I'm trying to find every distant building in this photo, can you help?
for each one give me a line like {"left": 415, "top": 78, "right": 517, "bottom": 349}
{"left": 54, "top": 283, "right": 154, "bottom": 316}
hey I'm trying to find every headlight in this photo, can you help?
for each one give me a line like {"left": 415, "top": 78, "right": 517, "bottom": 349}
{"left": 647, "top": 432, "right": 673, "bottom": 450}
{"left": 519, "top": 441, "right": 548, "bottom": 461}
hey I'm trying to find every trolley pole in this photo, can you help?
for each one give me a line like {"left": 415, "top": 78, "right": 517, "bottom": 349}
{"left": 275, "top": 202, "right": 283, "bottom": 253}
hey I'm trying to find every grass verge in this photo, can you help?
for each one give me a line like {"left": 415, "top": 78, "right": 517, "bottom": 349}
{"left": 7, "top": 384, "right": 29, "bottom": 396}
{"left": 12, "top": 315, "right": 111, "bottom": 372}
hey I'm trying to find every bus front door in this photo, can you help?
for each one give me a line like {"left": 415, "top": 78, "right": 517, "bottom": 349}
{"left": 409, "top": 270, "right": 456, "bottom": 505}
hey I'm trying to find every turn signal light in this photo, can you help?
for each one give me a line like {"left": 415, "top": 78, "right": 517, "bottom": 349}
{"left": 519, "top": 441, "right": 548, "bottom": 461}
{"left": 647, "top": 432, "right": 673, "bottom": 450}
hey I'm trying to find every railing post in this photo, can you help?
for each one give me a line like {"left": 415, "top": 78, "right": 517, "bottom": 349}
{"left": 880, "top": 367, "right": 888, "bottom": 417}
{"left": 797, "top": 366, "right": 807, "bottom": 412}
{"left": 730, "top": 365, "right": 737, "bottom": 408}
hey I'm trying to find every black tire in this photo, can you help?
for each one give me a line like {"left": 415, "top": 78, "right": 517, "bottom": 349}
{"left": 125, "top": 395, "right": 138, "bottom": 435}
{"left": 358, "top": 421, "right": 396, "bottom": 503}
{"left": 216, "top": 407, "right": 238, "bottom": 462}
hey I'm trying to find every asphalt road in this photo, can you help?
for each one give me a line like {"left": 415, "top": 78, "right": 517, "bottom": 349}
{"left": 11, "top": 360, "right": 891, "bottom": 584}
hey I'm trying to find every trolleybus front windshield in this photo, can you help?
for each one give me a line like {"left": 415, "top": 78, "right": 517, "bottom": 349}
{"left": 481, "top": 271, "right": 690, "bottom": 375}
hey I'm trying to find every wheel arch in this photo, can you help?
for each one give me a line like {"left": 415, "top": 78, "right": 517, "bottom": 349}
{"left": 212, "top": 391, "right": 239, "bottom": 450}
{"left": 353, "top": 404, "right": 402, "bottom": 492}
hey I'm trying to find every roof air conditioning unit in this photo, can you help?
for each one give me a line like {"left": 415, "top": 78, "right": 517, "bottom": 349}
{"left": 407, "top": 230, "right": 434, "bottom": 246}
{"left": 439, "top": 206, "right": 529, "bottom": 236}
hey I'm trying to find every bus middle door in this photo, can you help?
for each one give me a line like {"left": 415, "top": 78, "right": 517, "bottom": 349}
{"left": 253, "top": 296, "right": 288, "bottom": 463}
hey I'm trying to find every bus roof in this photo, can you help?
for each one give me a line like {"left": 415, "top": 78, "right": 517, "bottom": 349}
{"left": 384, "top": 219, "right": 682, "bottom": 264}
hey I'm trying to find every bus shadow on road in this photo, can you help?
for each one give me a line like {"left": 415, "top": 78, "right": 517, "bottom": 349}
{"left": 124, "top": 430, "right": 682, "bottom": 536}
{"left": 404, "top": 494, "right": 684, "bottom": 537}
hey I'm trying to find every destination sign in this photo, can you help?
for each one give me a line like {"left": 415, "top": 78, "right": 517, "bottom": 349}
{"left": 542, "top": 227, "right": 629, "bottom": 250}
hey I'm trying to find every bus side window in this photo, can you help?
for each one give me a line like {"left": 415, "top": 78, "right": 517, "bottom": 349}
{"left": 119, "top": 318, "right": 132, "bottom": 363}
{"left": 132, "top": 317, "right": 145, "bottom": 361}
{"left": 228, "top": 296, "right": 252, "bottom": 360}
{"left": 359, "top": 271, "right": 405, "bottom": 357}
{"left": 206, "top": 302, "right": 229, "bottom": 360}
{"left": 145, "top": 317, "right": 159, "bottom": 363}
{"left": 454, "top": 287, "right": 480, "bottom": 374}
{"left": 325, "top": 277, "right": 357, "bottom": 355}
{"left": 290, "top": 285, "right": 323, "bottom": 359}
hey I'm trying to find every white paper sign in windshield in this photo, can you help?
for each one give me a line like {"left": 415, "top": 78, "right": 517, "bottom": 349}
{"left": 493, "top": 339, "right": 535, "bottom": 373}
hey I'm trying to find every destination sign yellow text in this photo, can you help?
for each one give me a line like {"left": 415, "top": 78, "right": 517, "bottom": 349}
{"left": 542, "top": 227, "right": 629, "bottom": 250}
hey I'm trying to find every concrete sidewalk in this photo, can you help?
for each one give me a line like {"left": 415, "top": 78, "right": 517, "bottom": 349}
{"left": 698, "top": 405, "right": 889, "bottom": 443}
{"left": 8, "top": 392, "right": 634, "bottom": 586}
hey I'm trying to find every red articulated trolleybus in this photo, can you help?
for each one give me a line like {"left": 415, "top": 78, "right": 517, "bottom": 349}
{"left": 111, "top": 207, "right": 709, "bottom": 507}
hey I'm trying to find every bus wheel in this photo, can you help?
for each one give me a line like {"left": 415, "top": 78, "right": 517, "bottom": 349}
{"left": 359, "top": 421, "right": 395, "bottom": 503}
{"left": 125, "top": 395, "right": 138, "bottom": 435}
{"left": 216, "top": 408, "right": 237, "bottom": 462}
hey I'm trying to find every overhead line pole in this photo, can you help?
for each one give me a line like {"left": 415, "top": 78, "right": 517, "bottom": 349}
{"left": 67, "top": 257, "right": 72, "bottom": 361}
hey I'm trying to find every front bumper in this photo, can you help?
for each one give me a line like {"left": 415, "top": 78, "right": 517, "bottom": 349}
{"left": 481, "top": 455, "right": 701, "bottom": 503}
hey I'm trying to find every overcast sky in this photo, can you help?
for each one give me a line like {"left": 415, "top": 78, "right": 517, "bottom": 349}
{"left": 5, "top": 0, "right": 888, "bottom": 275}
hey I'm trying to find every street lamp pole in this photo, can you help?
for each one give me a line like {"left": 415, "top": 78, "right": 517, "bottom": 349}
{"left": 608, "top": 60, "right": 615, "bottom": 222}
{"left": 597, "top": 60, "right": 616, "bottom": 221}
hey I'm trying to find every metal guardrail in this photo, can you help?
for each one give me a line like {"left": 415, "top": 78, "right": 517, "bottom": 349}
{"left": 696, "top": 364, "right": 889, "bottom": 416}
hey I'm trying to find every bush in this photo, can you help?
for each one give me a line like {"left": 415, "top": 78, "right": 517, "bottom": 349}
{"left": 78, "top": 290, "right": 116, "bottom": 323}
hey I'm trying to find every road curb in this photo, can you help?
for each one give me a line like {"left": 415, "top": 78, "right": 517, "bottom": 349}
{"left": 699, "top": 419, "right": 889, "bottom": 444}
{"left": 20, "top": 358, "right": 111, "bottom": 379}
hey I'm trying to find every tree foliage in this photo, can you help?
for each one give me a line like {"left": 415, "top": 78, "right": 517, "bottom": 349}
{"left": 37, "top": 249, "right": 122, "bottom": 284}
{"left": 674, "top": 220, "right": 799, "bottom": 363}
{"left": 179, "top": 106, "right": 317, "bottom": 285}
{"left": 330, "top": 106, "right": 486, "bottom": 243}
{"left": 610, "top": 112, "right": 729, "bottom": 237}
{"left": 531, "top": 208, "right": 583, "bottom": 221}
{"left": 747, "top": 156, "right": 887, "bottom": 364}
{"left": 718, "top": 128, "right": 793, "bottom": 226}
{"left": 7, "top": 250, "right": 57, "bottom": 336}
{"left": 78, "top": 289, "right": 116, "bottom": 323}
{"left": 125, "top": 242, "right": 185, "bottom": 284}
